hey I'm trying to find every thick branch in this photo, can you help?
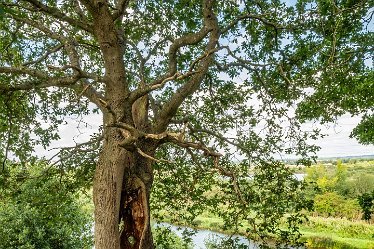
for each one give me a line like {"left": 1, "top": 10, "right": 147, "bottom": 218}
{"left": 112, "top": 0, "right": 131, "bottom": 21}
{"left": 136, "top": 148, "right": 174, "bottom": 164}
{"left": 0, "top": 74, "right": 82, "bottom": 92}
{"left": 0, "top": 66, "right": 50, "bottom": 79}
{"left": 142, "top": 24, "right": 212, "bottom": 97}
{"left": 88, "top": 1, "right": 128, "bottom": 95}
{"left": 128, "top": 47, "right": 221, "bottom": 104}
{"left": 153, "top": 0, "right": 220, "bottom": 132}
{"left": 73, "top": 82, "right": 107, "bottom": 111}
{"left": 128, "top": 70, "right": 201, "bottom": 104}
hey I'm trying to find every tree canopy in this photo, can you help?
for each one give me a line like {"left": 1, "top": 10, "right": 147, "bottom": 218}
{"left": 0, "top": 162, "right": 93, "bottom": 249}
{"left": 0, "top": 0, "right": 373, "bottom": 248}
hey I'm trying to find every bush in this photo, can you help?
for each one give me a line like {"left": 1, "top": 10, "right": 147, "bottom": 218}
{"left": 358, "top": 191, "right": 374, "bottom": 221}
{"left": 348, "top": 174, "right": 374, "bottom": 197}
{"left": 314, "top": 192, "right": 345, "bottom": 217}
{"left": 153, "top": 225, "right": 193, "bottom": 249}
{"left": 313, "top": 192, "right": 361, "bottom": 219}
{"left": 0, "top": 162, "right": 93, "bottom": 249}
{"left": 204, "top": 235, "right": 249, "bottom": 249}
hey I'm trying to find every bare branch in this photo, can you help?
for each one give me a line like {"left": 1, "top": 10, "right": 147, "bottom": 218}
{"left": 124, "top": 40, "right": 144, "bottom": 64}
{"left": 188, "top": 47, "right": 223, "bottom": 72}
{"left": 59, "top": 32, "right": 108, "bottom": 111}
{"left": 164, "top": 134, "right": 222, "bottom": 158}
{"left": 148, "top": 94, "right": 160, "bottom": 119}
{"left": 144, "top": 38, "right": 171, "bottom": 63}
{"left": 49, "top": 134, "right": 103, "bottom": 166}
{"left": 220, "top": 13, "right": 253, "bottom": 34}
{"left": 11, "top": 15, "right": 68, "bottom": 42}
{"left": 278, "top": 64, "right": 292, "bottom": 86}
{"left": 214, "top": 163, "right": 247, "bottom": 205}
{"left": 188, "top": 125, "right": 252, "bottom": 155}
{"left": 215, "top": 61, "right": 252, "bottom": 72}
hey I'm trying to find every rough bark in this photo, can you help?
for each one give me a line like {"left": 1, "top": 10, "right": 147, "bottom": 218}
{"left": 93, "top": 128, "right": 126, "bottom": 249}
{"left": 87, "top": 1, "right": 217, "bottom": 248}
{"left": 93, "top": 88, "right": 153, "bottom": 249}
{"left": 93, "top": 129, "right": 154, "bottom": 249}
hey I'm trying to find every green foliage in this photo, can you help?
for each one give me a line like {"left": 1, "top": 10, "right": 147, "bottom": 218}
{"left": 357, "top": 191, "right": 374, "bottom": 221}
{"left": 0, "top": 162, "right": 93, "bottom": 249}
{"left": 152, "top": 158, "right": 311, "bottom": 247}
{"left": 296, "top": 25, "right": 374, "bottom": 145}
{"left": 303, "top": 161, "right": 372, "bottom": 220}
{"left": 313, "top": 192, "right": 361, "bottom": 219}
{"left": 302, "top": 216, "right": 374, "bottom": 241}
{"left": 1, "top": 0, "right": 374, "bottom": 247}
{"left": 204, "top": 235, "right": 249, "bottom": 249}
{"left": 352, "top": 115, "right": 374, "bottom": 145}
{"left": 346, "top": 173, "right": 374, "bottom": 198}
{"left": 305, "top": 162, "right": 347, "bottom": 194}
{"left": 152, "top": 226, "right": 193, "bottom": 249}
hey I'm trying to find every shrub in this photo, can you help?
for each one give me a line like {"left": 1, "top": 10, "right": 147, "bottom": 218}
{"left": 313, "top": 192, "right": 361, "bottom": 219}
{"left": 0, "top": 162, "right": 93, "bottom": 249}
{"left": 204, "top": 235, "right": 249, "bottom": 249}
{"left": 152, "top": 225, "right": 193, "bottom": 249}
{"left": 314, "top": 192, "right": 345, "bottom": 217}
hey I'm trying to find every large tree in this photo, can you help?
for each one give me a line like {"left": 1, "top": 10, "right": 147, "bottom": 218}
{"left": 0, "top": 0, "right": 372, "bottom": 249}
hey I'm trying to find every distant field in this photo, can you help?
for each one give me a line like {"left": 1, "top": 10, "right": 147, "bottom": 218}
{"left": 155, "top": 159, "right": 374, "bottom": 249}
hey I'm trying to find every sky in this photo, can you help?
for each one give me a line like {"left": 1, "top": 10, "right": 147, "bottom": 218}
{"left": 41, "top": 112, "right": 374, "bottom": 161}
{"left": 32, "top": 0, "right": 374, "bottom": 161}
{"left": 306, "top": 114, "right": 374, "bottom": 158}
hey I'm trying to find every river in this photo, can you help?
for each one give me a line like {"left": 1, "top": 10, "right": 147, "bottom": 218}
{"left": 154, "top": 222, "right": 258, "bottom": 249}
{"left": 93, "top": 173, "right": 306, "bottom": 248}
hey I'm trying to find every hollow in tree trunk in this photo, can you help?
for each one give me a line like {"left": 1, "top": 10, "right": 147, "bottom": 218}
{"left": 93, "top": 130, "right": 154, "bottom": 249}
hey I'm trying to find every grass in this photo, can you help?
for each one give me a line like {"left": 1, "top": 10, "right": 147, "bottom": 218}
{"left": 299, "top": 217, "right": 374, "bottom": 249}
{"left": 301, "top": 231, "right": 374, "bottom": 249}
{"left": 155, "top": 212, "right": 374, "bottom": 249}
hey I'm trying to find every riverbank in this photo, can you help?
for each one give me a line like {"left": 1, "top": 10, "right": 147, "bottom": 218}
{"left": 156, "top": 214, "right": 374, "bottom": 249}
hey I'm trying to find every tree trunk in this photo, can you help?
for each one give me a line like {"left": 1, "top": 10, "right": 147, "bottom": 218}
{"left": 93, "top": 128, "right": 154, "bottom": 249}
{"left": 119, "top": 149, "right": 154, "bottom": 249}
